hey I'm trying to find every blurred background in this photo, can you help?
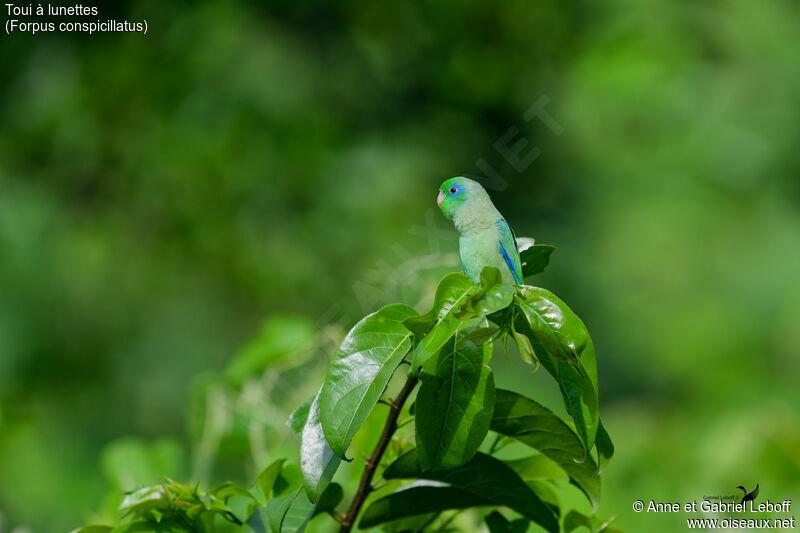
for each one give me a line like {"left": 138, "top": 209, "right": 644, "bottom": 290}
{"left": 1, "top": 0, "right": 799, "bottom": 531}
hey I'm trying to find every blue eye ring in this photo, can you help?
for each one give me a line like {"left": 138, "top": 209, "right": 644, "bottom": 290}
{"left": 449, "top": 186, "right": 458, "bottom": 194}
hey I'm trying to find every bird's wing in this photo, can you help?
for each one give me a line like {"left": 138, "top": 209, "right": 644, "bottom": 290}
{"left": 497, "top": 219, "right": 522, "bottom": 284}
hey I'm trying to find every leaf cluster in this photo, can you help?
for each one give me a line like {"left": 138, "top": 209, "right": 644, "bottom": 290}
{"left": 75, "top": 241, "right": 619, "bottom": 533}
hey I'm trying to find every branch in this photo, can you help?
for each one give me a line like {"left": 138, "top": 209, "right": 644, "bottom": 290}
{"left": 340, "top": 375, "right": 419, "bottom": 532}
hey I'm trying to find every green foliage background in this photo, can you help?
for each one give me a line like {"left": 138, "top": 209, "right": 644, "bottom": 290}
{"left": 1, "top": 0, "right": 799, "bottom": 531}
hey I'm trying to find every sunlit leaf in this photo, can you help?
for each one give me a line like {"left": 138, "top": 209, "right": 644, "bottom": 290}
{"left": 415, "top": 337, "right": 495, "bottom": 470}
{"left": 319, "top": 304, "right": 417, "bottom": 458}
{"left": 456, "top": 267, "right": 515, "bottom": 320}
{"left": 405, "top": 273, "right": 476, "bottom": 371}
{"left": 118, "top": 486, "right": 169, "bottom": 518}
{"left": 514, "top": 286, "right": 599, "bottom": 453}
{"left": 300, "top": 390, "right": 341, "bottom": 501}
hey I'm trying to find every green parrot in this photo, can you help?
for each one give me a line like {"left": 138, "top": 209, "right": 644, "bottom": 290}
{"left": 437, "top": 176, "right": 522, "bottom": 285}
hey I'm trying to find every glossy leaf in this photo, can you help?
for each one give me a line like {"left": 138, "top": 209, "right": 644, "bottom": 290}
{"left": 360, "top": 482, "right": 492, "bottom": 528}
{"left": 415, "top": 337, "right": 495, "bottom": 470}
{"left": 118, "top": 486, "right": 169, "bottom": 518}
{"left": 456, "top": 267, "right": 515, "bottom": 320}
{"left": 514, "top": 286, "right": 599, "bottom": 452}
{"left": 300, "top": 390, "right": 341, "bottom": 501}
{"left": 491, "top": 389, "right": 601, "bottom": 509}
{"left": 69, "top": 527, "right": 113, "bottom": 533}
{"left": 384, "top": 450, "right": 559, "bottom": 532}
{"left": 405, "top": 273, "right": 476, "bottom": 371}
{"left": 319, "top": 303, "right": 417, "bottom": 458}
{"left": 519, "top": 244, "right": 557, "bottom": 278}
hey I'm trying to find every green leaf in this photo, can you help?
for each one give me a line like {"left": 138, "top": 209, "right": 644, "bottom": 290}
{"left": 213, "top": 483, "right": 257, "bottom": 501}
{"left": 510, "top": 324, "right": 539, "bottom": 370}
{"left": 563, "top": 510, "right": 594, "bottom": 533}
{"left": 563, "top": 510, "right": 623, "bottom": 533}
{"left": 514, "top": 286, "right": 599, "bottom": 453}
{"left": 503, "top": 455, "right": 569, "bottom": 483}
{"left": 300, "top": 390, "right": 341, "bottom": 502}
{"left": 311, "top": 482, "right": 343, "bottom": 517}
{"left": 595, "top": 421, "right": 615, "bottom": 475}
{"left": 69, "top": 527, "right": 113, "bottom": 533}
{"left": 118, "top": 486, "right": 169, "bottom": 518}
{"left": 265, "top": 492, "right": 295, "bottom": 533}
{"left": 460, "top": 326, "right": 501, "bottom": 344}
{"left": 519, "top": 244, "right": 556, "bottom": 278}
{"left": 319, "top": 303, "right": 417, "bottom": 458}
{"left": 226, "top": 314, "right": 316, "bottom": 383}
{"left": 113, "top": 517, "right": 189, "bottom": 532}
{"left": 383, "top": 450, "right": 559, "bottom": 532}
{"left": 485, "top": 511, "right": 530, "bottom": 533}
{"left": 273, "top": 464, "right": 302, "bottom": 496}
{"left": 280, "top": 489, "right": 316, "bottom": 533}
{"left": 359, "top": 482, "right": 492, "bottom": 528}
{"left": 415, "top": 337, "right": 495, "bottom": 470}
{"left": 252, "top": 458, "right": 285, "bottom": 506}
{"left": 456, "top": 267, "right": 515, "bottom": 320}
{"left": 287, "top": 395, "right": 314, "bottom": 437}
{"left": 405, "top": 273, "right": 476, "bottom": 371}
{"left": 490, "top": 389, "right": 601, "bottom": 509}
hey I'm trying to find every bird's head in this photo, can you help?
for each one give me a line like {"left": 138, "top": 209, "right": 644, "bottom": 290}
{"left": 437, "top": 176, "right": 487, "bottom": 220}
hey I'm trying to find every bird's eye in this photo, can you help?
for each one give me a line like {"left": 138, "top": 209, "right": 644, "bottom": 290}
{"left": 449, "top": 186, "right": 457, "bottom": 194}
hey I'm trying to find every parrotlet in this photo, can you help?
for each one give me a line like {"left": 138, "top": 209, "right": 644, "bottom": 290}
{"left": 437, "top": 177, "right": 522, "bottom": 285}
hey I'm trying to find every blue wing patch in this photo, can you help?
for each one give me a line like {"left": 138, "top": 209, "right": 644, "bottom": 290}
{"left": 496, "top": 219, "right": 522, "bottom": 284}
{"left": 500, "top": 241, "right": 522, "bottom": 284}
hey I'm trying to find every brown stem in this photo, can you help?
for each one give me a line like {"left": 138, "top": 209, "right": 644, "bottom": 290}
{"left": 339, "top": 375, "right": 419, "bottom": 533}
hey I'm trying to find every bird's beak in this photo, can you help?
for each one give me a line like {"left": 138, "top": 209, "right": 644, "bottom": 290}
{"left": 437, "top": 191, "right": 444, "bottom": 207}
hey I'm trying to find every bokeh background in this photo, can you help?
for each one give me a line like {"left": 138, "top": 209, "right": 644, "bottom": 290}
{"left": 1, "top": 0, "right": 799, "bottom": 531}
